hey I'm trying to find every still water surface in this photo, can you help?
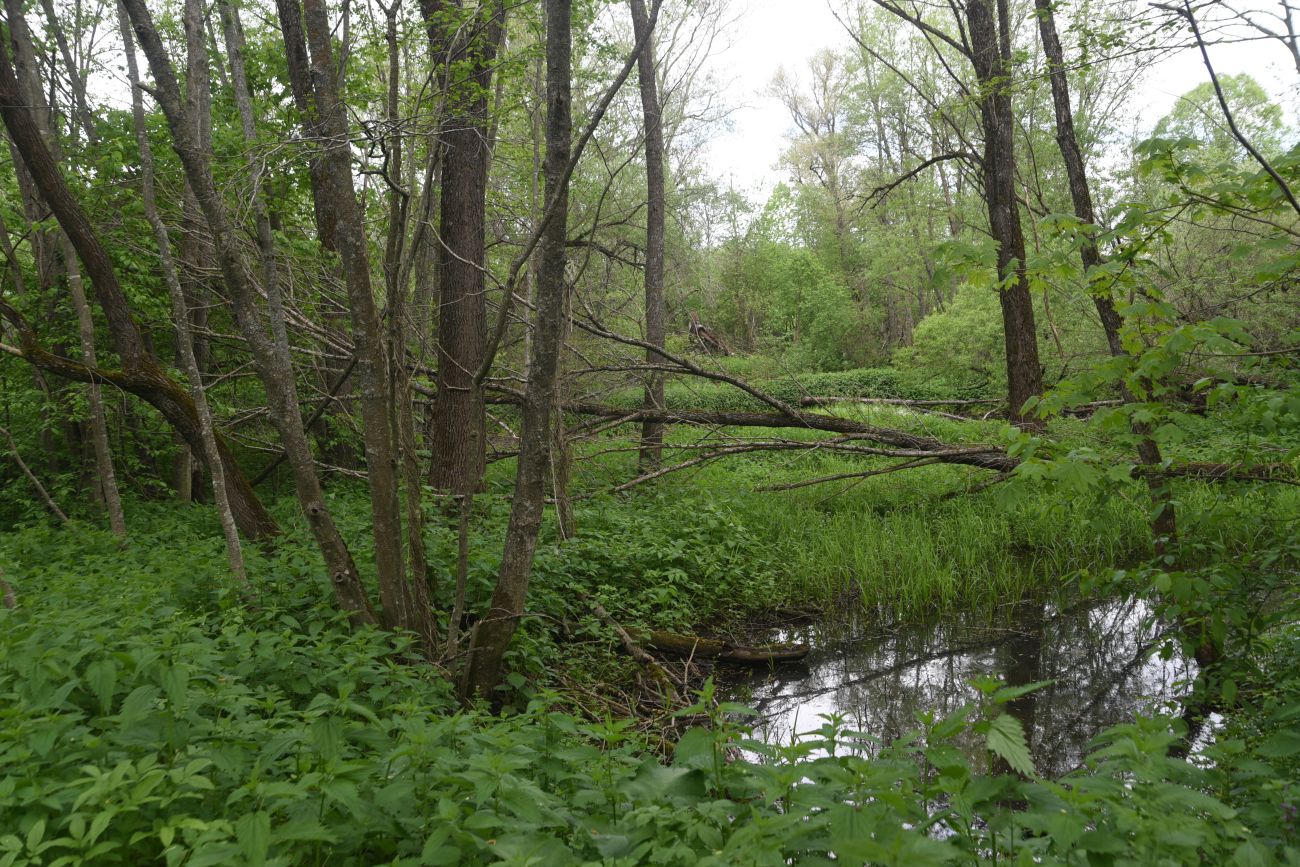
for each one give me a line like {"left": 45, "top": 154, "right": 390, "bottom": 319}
{"left": 734, "top": 597, "right": 1196, "bottom": 777}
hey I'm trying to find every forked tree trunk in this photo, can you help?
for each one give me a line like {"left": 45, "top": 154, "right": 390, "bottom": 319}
{"left": 1032, "top": 0, "right": 1175, "bottom": 545}
{"left": 966, "top": 0, "right": 1044, "bottom": 425}
{"left": 630, "top": 0, "right": 666, "bottom": 471}
{"left": 120, "top": 0, "right": 380, "bottom": 624}
{"left": 0, "top": 28, "right": 279, "bottom": 540}
{"left": 118, "top": 0, "right": 245, "bottom": 581}
{"left": 463, "top": 0, "right": 572, "bottom": 700}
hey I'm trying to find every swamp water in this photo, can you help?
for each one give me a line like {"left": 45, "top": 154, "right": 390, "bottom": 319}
{"left": 731, "top": 597, "right": 1196, "bottom": 777}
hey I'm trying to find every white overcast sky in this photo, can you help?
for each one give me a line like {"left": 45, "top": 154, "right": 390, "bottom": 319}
{"left": 701, "top": 0, "right": 1300, "bottom": 198}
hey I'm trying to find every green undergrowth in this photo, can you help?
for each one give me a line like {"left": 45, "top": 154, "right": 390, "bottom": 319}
{"left": 2, "top": 543, "right": 1299, "bottom": 865}
{"left": 2, "top": 413, "right": 1299, "bottom": 863}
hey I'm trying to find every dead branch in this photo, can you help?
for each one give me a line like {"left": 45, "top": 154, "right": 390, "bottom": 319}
{"left": 757, "top": 457, "right": 945, "bottom": 492}
{"left": 587, "top": 595, "right": 680, "bottom": 703}
{"left": 800, "top": 396, "right": 1001, "bottom": 407}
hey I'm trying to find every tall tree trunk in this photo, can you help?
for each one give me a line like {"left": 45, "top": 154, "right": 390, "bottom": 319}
{"left": 463, "top": 0, "right": 571, "bottom": 700}
{"left": 630, "top": 0, "right": 665, "bottom": 471}
{"left": 966, "top": 0, "right": 1044, "bottom": 426}
{"left": 119, "top": 0, "right": 245, "bottom": 580}
{"left": 421, "top": 0, "right": 504, "bottom": 496}
{"left": 63, "top": 236, "right": 127, "bottom": 537}
{"left": 1033, "top": 0, "right": 1175, "bottom": 545}
{"left": 295, "top": 0, "right": 437, "bottom": 647}
{"left": 10, "top": 0, "right": 126, "bottom": 537}
{"left": 120, "top": 0, "right": 380, "bottom": 624}
{"left": 0, "top": 24, "right": 279, "bottom": 540}
{"left": 380, "top": 0, "right": 434, "bottom": 608}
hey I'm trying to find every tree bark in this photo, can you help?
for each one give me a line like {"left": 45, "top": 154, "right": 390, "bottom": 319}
{"left": 966, "top": 0, "right": 1044, "bottom": 426}
{"left": 630, "top": 0, "right": 666, "bottom": 471}
{"left": 0, "top": 28, "right": 279, "bottom": 540}
{"left": 463, "top": 0, "right": 572, "bottom": 700}
{"left": 422, "top": 0, "right": 504, "bottom": 496}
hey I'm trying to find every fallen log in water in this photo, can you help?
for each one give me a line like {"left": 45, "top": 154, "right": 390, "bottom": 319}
{"left": 633, "top": 629, "right": 810, "bottom": 665}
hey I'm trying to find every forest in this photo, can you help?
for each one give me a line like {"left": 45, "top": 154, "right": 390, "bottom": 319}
{"left": 0, "top": 0, "right": 1298, "bottom": 860}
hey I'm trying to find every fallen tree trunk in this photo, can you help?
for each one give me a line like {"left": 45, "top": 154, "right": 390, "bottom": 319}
{"left": 487, "top": 396, "right": 1297, "bottom": 488}
{"left": 486, "top": 395, "right": 1020, "bottom": 472}
{"left": 800, "top": 396, "right": 1000, "bottom": 408}
{"left": 633, "top": 629, "right": 810, "bottom": 665}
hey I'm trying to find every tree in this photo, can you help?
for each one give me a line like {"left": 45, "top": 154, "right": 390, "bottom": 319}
{"left": 631, "top": 0, "right": 667, "bottom": 470}
{"left": 295, "top": 0, "right": 439, "bottom": 646}
{"left": 1153, "top": 74, "right": 1287, "bottom": 158}
{"left": 119, "top": 0, "right": 244, "bottom": 577}
{"left": 423, "top": 0, "right": 505, "bottom": 497}
{"left": 1033, "top": 0, "right": 1174, "bottom": 544}
{"left": 464, "top": 0, "right": 573, "bottom": 700}
{"left": 963, "top": 0, "right": 1045, "bottom": 425}
{"left": 0, "top": 23, "right": 279, "bottom": 541}
{"left": 120, "top": 0, "right": 380, "bottom": 625}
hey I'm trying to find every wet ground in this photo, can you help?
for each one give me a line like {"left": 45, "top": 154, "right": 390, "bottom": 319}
{"left": 730, "top": 596, "right": 1196, "bottom": 777}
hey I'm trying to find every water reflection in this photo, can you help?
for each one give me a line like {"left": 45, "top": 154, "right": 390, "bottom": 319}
{"left": 735, "top": 597, "right": 1195, "bottom": 777}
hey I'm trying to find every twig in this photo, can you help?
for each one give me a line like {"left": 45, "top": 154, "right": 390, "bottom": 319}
{"left": 1156, "top": 0, "right": 1300, "bottom": 217}
{"left": 0, "top": 426, "right": 69, "bottom": 523}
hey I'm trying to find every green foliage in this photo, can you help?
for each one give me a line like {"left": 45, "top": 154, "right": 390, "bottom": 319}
{"left": 1152, "top": 74, "right": 1288, "bottom": 161}
{"left": 713, "top": 239, "right": 873, "bottom": 369}
{"left": 4, "top": 537, "right": 1297, "bottom": 867}
{"left": 894, "top": 282, "right": 1009, "bottom": 387}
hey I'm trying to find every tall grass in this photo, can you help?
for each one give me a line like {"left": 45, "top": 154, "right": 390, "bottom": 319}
{"left": 564, "top": 406, "right": 1299, "bottom": 622}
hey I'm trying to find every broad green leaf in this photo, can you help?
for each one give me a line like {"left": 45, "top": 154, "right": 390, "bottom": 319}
{"left": 985, "top": 714, "right": 1035, "bottom": 777}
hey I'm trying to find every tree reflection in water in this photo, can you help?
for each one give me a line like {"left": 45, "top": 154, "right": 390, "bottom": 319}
{"left": 737, "top": 597, "right": 1195, "bottom": 777}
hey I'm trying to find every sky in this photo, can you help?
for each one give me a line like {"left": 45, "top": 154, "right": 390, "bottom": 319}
{"left": 700, "top": 0, "right": 1300, "bottom": 200}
